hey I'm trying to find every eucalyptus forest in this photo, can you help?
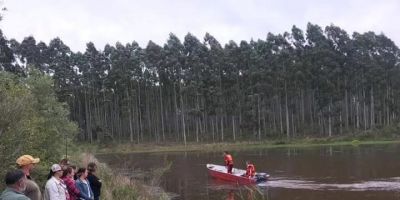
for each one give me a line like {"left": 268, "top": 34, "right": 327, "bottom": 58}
{"left": 1, "top": 23, "right": 399, "bottom": 145}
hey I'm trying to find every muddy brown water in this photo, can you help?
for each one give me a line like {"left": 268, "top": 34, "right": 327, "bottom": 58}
{"left": 97, "top": 144, "right": 400, "bottom": 200}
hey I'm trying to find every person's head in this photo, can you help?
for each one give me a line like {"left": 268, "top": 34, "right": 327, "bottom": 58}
{"left": 16, "top": 155, "right": 40, "bottom": 172}
{"left": 87, "top": 162, "right": 97, "bottom": 174}
{"left": 4, "top": 169, "right": 27, "bottom": 192}
{"left": 60, "top": 158, "right": 70, "bottom": 170}
{"left": 76, "top": 168, "right": 88, "bottom": 179}
{"left": 48, "top": 164, "right": 63, "bottom": 179}
{"left": 62, "top": 166, "right": 75, "bottom": 178}
{"left": 70, "top": 165, "right": 77, "bottom": 173}
{"left": 246, "top": 160, "right": 251, "bottom": 165}
{"left": 223, "top": 151, "right": 229, "bottom": 156}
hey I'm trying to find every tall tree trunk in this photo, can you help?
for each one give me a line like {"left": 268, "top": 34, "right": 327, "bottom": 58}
{"left": 127, "top": 89, "right": 134, "bottom": 143}
{"left": 278, "top": 96, "right": 283, "bottom": 135}
{"left": 220, "top": 115, "right": 224, "bottom": 142}
{"left": 211, "top": 117, "right": 215, "bottom": 143}
{"left": 386, "top": 85, "right": 390, "bottom": 125}
{"left": 345, "top": 79, "right": 349, "bottom": 129}
{"left": 239, "top": 100, "right": 242, "bottom": 137}
{"left": 339, "top": 111, "right": 343, "bottom": 135}
{"left": 232, "top": 116, "right": 236, "bottom": 141}
{"left": 173, "top": 83, "right": 180, "bottom": 141}
{"left": 84, "top": 89, "right": 92, "bottom": 143}
{"left": 328, "top": 99, "right": 332, "bottom": 137}
{"left": 356, "top": 96, "right": 360, "bottom": 129}
{"left": 138, "top": 82, "right": 143, "bottom": 143}
{"left": 180, "top": 89, "right": 187, "bottom": 146}
{"left": 159, "top": 84, "right": 165, "bottom": 142}
{"left": 301, "top": 89, "right": 305, "bottom": 123}
{"left": 370, "top": 87, "right": 375, "bottom": 128}
{"left": 363, "top": 88, "right": 367, "bottom": 131}
{"left": 256, "top": 95, "right": 261, "bottom": 140}
{"left": 285, "top": 81, "right": 290, "bottom": 139}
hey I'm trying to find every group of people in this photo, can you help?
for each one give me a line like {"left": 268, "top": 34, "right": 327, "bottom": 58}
{"left": 223, "top": 151, "right": 256, "bottom": 178}
{"left": 0, "top": 155, "right": 102, "bottom": 200}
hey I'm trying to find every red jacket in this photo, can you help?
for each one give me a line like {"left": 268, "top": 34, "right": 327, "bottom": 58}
{"left": 62, "top": 176, "right": 80, "bottom": 200}
{"left": 224, "top": 154, "right": 233, "bottom": 165}
{"left": 246, "top": 163, "right": 256, "bottom": 177}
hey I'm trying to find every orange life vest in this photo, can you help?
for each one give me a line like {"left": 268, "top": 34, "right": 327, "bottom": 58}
{"left": 246, "top": 163, "right": 256, "bottom": 177}
{"left": 224, "top": 154, "right": 233, "bottom": 165}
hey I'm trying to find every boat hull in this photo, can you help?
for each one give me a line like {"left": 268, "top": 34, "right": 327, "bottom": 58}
{"left": 207, "top": 164, "right": 268, "bottom": 184}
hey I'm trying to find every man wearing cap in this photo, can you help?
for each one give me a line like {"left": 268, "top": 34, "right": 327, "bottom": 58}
{"left": 16, "top": 155, "right": 41, "bottom": 200}
{"left": 0, "top": 169, "right": 30, "bottom": 200}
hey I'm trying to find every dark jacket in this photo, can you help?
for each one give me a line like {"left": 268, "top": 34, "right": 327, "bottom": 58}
{"left": 87, "top": 173, "right": 101, "bottom": 200}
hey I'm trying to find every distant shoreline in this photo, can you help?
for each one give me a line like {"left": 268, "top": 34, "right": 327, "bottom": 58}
{"left": 89, "top": 137, "right": 400, "bottom": 155}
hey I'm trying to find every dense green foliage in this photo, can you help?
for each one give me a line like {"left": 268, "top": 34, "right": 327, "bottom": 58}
{"left": 1, "top": 23, "right": 399, "bottom": 144}
{"left": 0, "top": 70, "right": 78, "bottom": 187}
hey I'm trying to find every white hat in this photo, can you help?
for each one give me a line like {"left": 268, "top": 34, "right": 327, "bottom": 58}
{"left": 51, "top": 164, "right": 62, "bottom": 172}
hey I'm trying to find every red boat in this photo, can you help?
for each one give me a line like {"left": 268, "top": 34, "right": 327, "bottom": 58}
{"left": 207, "top": 164, "right": 269, "bottom": 184}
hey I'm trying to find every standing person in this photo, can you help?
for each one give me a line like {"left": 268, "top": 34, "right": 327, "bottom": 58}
{"left": 0, "top": 169, "right": 29, "bottom": 200}
{"left": 87, "top": 162, "right": 101, "bottom": 200}
{"left": 16, "top": 154, "right": 42, "bottom": 200}
{"left": 62, "top": 166, "right": 81, "bottom": 200}
{"left": 43, "top": 164, "right": 69, "bottom": 200}
{"left": 75, "top": 168, "right": 94, "bottom": 200}
{"left": 223, "top": 151, "right": 234, "bottom": 174}
{"left": 245, "top": 161, "right": 256, "bottom": 178}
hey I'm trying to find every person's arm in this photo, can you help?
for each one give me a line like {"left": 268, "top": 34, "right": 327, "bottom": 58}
{"left": 224, "top": 156, "right": 228, "bottom": 165}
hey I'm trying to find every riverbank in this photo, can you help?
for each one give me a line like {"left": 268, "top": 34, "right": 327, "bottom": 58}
{"left": 91, "top": 136, "right": 400, "bottom": 155}
{"left": 71, "top": 152, "right": 171, "bottom": 200}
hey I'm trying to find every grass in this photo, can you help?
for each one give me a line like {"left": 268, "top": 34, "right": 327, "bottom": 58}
{"left": 70, "top": 152, "right": 171, "bottom": 200}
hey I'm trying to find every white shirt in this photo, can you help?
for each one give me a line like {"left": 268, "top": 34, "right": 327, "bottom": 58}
{"left": 44, "top": 176, "right": 68, "bottom": 200}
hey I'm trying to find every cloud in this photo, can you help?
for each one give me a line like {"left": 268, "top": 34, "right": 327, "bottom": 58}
{"left": 1, "top": 0, "right": 399, "bottom": 52}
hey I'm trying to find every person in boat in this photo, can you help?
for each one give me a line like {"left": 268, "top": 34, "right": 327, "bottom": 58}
{"left": 223, "top": 151, "right": 234, "bottom": 174}
{"left": 244, "top": 160, "right": 256, "bottom": 178}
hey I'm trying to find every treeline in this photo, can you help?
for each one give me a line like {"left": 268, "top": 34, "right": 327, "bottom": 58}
{"left": 1, "top": 23, "right": 399, "bottom": 144}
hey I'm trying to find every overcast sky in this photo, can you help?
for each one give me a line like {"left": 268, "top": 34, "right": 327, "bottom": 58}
{"left": 1, "top": 0, "right": 399, "bottom": 52}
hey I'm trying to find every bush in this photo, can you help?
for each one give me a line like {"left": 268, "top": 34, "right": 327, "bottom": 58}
{"left": 0, "top": 71, "right": 78, "bottom": 189}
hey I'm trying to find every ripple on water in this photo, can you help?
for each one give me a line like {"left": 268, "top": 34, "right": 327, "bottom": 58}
{"left": 257, "top": 177, "right": 400, "bottom": 191}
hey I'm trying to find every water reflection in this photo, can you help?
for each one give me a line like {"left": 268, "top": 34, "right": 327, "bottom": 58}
{"left": 208, "top": 179, "right": 269, "bottom": 200}
{"left": 259, "top": 177, "right": 400, "bottom": 191}
{"left": 225, "top": 190, "right": 256, "bottom": 200}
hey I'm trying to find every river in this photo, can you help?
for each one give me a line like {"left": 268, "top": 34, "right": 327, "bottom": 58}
{"left": 97, "top": 144, "right": 400, "bottom": 200}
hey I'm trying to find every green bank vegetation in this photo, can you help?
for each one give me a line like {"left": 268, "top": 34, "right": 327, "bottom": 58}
{"left": 92, "top": 136, "right": 400, "bottom": 154}
{"left": 0, "top": 71, "right": 169, "bottom": 199}
{"left": 0, "top": 71, "right": 77, "bottom": 188}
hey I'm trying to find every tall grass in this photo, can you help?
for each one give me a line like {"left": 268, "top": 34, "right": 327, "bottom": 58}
{"left": 75, "top": 153, "right": 171, "bottom": 200}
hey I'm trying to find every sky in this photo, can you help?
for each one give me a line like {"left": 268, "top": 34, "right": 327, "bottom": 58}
{"left": 0, "top": 0, "right": 399, "bottom": 52}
